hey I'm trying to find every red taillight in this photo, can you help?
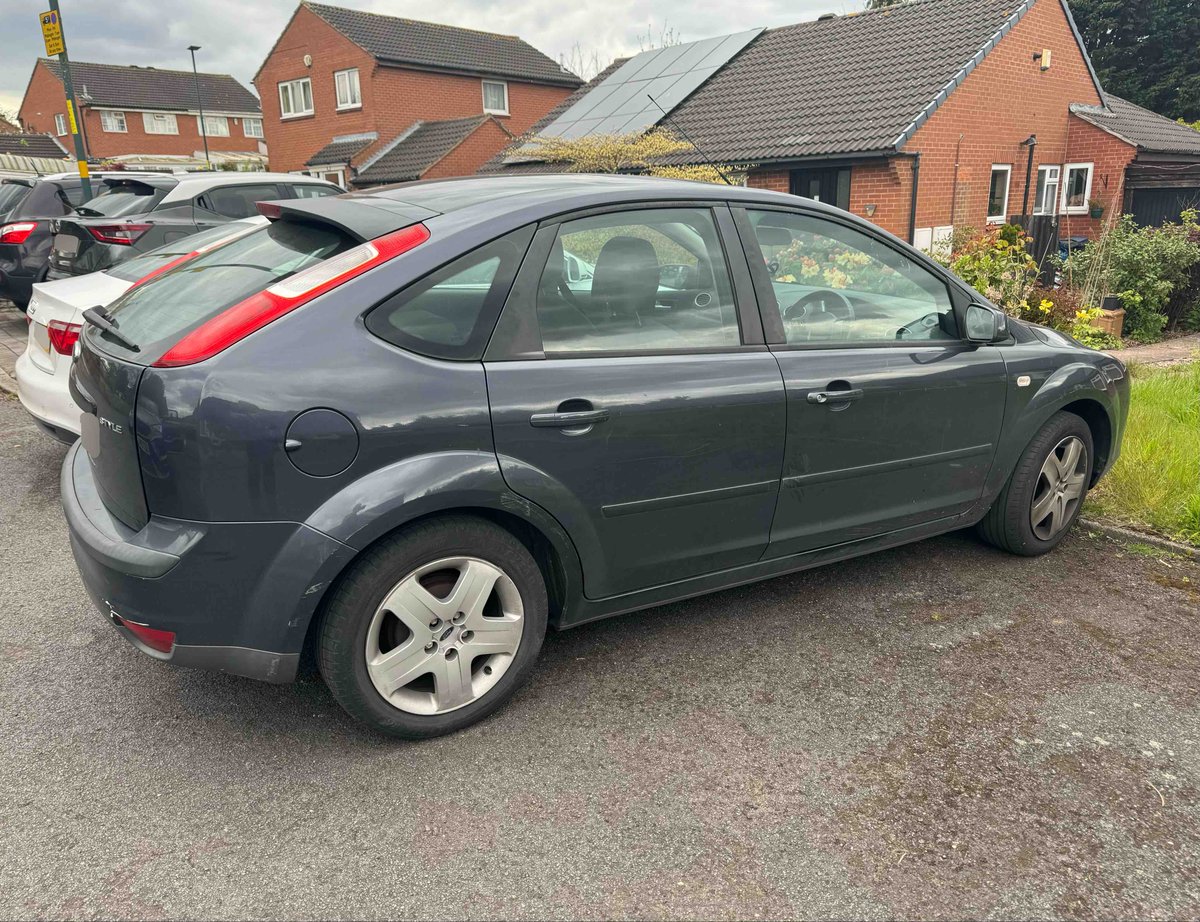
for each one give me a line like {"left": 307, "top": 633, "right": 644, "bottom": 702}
{"left": 87, "top": 223, "right": 151, "bottom": 246}
{"left": 47, "top": 319, "right": 82, "bottom": 355}
{"left": 128, "top": 224, "right": 263, "bottom": 290}
{"left": 154, "top": 223, "right": 431, "bottom": 368}
{"left": 119, "top": 618, "right": 176, "bottom": 654}
{"left": 0, "top": 221, "right": 37, "bottom": 244}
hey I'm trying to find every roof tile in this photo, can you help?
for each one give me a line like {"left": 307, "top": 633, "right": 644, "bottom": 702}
{"left": 41, "top": 59, "right": 260, "bottom": 114}
{"left": 1071, "top": 96, "right": 1200, "bottom": 156}
{"left": 354, "top": 116, "right": 495, "bottom": 184}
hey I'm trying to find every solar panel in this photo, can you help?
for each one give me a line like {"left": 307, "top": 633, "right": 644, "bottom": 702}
{"left": 536, "top": 27, "right": 764, "bottom": 141}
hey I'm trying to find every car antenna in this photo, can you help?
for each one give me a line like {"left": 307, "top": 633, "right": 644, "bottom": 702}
{"left": 645, "top": 93, "right": 734, "bottom": 186}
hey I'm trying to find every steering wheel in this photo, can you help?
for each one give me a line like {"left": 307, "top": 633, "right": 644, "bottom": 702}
{"left": 896, "top": 312, "right": 941, "bottom": 340}
{"left": 783, "top": 288, "right": 856, "bottom": 323}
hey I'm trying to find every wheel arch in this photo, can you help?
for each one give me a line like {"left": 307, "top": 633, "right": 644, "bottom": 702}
{"left": 1060, "top": 397, "right": 1112, "bottom": 485}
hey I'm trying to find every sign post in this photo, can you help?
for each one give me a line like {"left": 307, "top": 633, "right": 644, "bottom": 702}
{"left": 39, "top": 3, "right": 91, "bottom": 199}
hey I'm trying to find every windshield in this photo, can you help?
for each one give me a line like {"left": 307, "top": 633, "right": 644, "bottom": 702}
{"left": 0, "top": 182, "right": 31, "bottom": 220}
{"left": 76, "top": 183, "right": 166, "bottom": 218}
{"left": 105, "top": 218, "right": 266, "bottom": 283}
{"left": 94, "top": 220, "right": 355, "bottom": 360}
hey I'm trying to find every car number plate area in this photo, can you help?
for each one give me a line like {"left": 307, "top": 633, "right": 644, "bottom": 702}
{"left": 80, "top": 412, "right": 100, "bottom": 459}
{"left": 54, "top": 233, "right": 79, "bottom": 257}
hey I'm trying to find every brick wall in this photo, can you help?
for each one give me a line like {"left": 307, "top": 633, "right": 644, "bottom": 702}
{"left": 422, "top": 119, "right": 513, "bottom": 180}
{"left": 19, "top": 60, "right": 260, "bottom": 159}
{"left": 256, "top": 5, "right": 574, "bottom": 175}
{"left": 848, "top": 159, "right": 915, "bottom": 237}
{"left": 1059, "top": 115, "right": 1136, "bottom": 238}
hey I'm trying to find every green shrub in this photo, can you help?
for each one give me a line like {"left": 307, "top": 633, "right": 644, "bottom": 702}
{"left": 948, "top": 224, "right": 1038, "bottom": 309}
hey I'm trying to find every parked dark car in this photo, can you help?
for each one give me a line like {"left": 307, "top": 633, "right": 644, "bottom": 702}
{"left": 46, "top": 172, "right": 341, "bottom": 280}
{"left": 63, "top": 175, "right": 1129, "bottom": 739}
{"left": 0, "top": 172, "right": 160, "bottom": 309}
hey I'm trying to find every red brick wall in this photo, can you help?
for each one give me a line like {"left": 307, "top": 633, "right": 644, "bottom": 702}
{"left": 256, "top": 5, "right": 574, "bottom": 174}
{"left": 1059, "top": 115, "right": 1136, "bottom": 238}
{"left": 848, "top": 159, "right": 915, "bottom": 236}
{"left": 422, "top": 119, "right": 513, "bottom": 179}
{"left": 19, "top": 60, "right": 260, "bottom": 159}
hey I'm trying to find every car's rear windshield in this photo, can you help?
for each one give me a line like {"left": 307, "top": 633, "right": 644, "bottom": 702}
{"left": 76, "top": 181, "right": 167, "bottom": 218}
{"left": 93, "top": 220, "right": 356, "bottom": 361}
{"left": 105, "top": 219, "right": 263, "bottom": 283}
{"left": 0, "top": 182, "right": 31, "bottom": 219}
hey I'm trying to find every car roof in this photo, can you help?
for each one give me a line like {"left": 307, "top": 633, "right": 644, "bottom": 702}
{"left": 165, "top": 172, "right": 340, "bottom": 186}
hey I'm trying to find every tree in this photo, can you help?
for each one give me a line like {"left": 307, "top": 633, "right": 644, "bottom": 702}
{"left": 520, "top": 128, "right": 741, "bottom": 185}
{"left": 1070, "top": 0, "right": 1200, "bottom": 122}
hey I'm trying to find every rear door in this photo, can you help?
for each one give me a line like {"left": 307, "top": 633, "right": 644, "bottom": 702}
{"left": 735, "top": 206, "right": 1007, "bottom": 556}
{"left": 485, "top": 204, "right": 786, "bottom": 599}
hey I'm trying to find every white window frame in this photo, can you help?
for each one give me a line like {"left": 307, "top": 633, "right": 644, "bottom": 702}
{"left": 54, "top": 113, "right": 67, "bottom": 135}
{"left": 1033, "top": 164, "right": 1060, "bottom": 215}
{"left": 987, "top": 164, "right": 1011, "bottom": 224}
{"left": 197, "top": 114, "right": 230, "bottom": 137}
{"left": 278, "top": 78, "right": 314, "bottom": 119}
{"left": 1061, "top": 162, "right": 1094, "bottom": 215}
{"left": 482, "top": 80, "right": 509, "bottom": 115}
{"left": 334, "top": 68, "right": 361, "bottom": 111}
{"left": 242, "top": 117, "right": 264, "bottom": 139}
{"left": 99, "top": 110, "right": 127, "bottom": 133}
{"left": 142, "top": 112, "right": 179, "bottom": 135}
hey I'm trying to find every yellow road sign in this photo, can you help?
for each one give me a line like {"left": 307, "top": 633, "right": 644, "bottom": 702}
{"left": 40, "top": 10, "right": 64, "bottom": 57}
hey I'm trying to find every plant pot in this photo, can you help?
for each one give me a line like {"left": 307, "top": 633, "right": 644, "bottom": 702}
{"left": 1094, "top": 308, "right": 1125, "bottom": 337}
{"left": 1089, "top": 206, "right": 1104, "bottom": 219}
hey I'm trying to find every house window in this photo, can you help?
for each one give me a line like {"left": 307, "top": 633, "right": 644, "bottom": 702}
{"left": 99, "top": 111, "right": 127, "bottom": 133}
{"left": 243, "top": 118, "right": 264, "bottom": 139}
{"left": 198, "top": 115, "right": 230, "bottom": 137}
{"left": 1061, "top": 163, "right": 1093, "bottom": 214}
{"left": 482, "top": 80, "right": 509, "bottom": 115}
{"left": 279, "top": 78, "right": 314, "bottom": 118}
{"left": 143, "top": 112, "right": 179, "bottom": 135}
{"left": 54, "top": 113, "right": 67, "bottom": 135}
{"left": 987, "top": 165, "right": 1011, "bottom": 223}
{"left": 1034, "top": 165, "right": 1060, "bottom": 215}
{"left": 335, "top": 68, "right": 361, "bottom": 110}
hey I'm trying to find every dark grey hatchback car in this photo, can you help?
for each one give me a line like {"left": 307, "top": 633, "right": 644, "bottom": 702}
{"left": 63, "top": 175, "right": 1129, "bottom": 738}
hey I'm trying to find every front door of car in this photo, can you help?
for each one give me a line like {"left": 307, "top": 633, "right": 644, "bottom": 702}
{"left": 485, "top": 205, "right": 786, "bottom": 599}
{"left": 736, "top": 207, "right": 1008, "bottom": 556}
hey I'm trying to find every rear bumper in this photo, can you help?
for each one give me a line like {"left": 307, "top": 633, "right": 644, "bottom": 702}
{"left": 61, "top": 442, "right": 357, "bottom": 684}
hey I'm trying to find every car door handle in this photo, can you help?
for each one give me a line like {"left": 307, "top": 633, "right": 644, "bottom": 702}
{"left": 806, "top": 388, "right": 864, "bottom": 405}
{"left": 530, "top": 409, "right": 610, "bottom": 428}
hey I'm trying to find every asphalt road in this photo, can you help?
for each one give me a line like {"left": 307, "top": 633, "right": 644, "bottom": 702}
{"left": 2, "top": 392, "right": 1198, "bottom": 920}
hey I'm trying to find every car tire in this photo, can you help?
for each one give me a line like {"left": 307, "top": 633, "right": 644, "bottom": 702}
{"left": 976, "top": 411, "right": 1094, "bottom": 556}
{"left": 318, "top": 515, "right": 548, "bottom": 739}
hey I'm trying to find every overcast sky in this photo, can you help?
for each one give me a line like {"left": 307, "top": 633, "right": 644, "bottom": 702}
{"left": 1, "top": 0, "right": 855, "bottom": 118}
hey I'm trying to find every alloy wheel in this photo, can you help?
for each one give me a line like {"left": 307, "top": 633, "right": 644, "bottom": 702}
{"left": 364, "top": 557, "right": 524, "bottom": 715}
{"left": 1030, "top": 435, "right": 1088, "bottom": 541}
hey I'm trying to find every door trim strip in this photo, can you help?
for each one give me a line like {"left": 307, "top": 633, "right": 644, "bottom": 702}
{"left": 602, "top": 479, "right": 777, "bottom": 518}
{"left": 783, "top": 443, "right": 994, "bottom": 488}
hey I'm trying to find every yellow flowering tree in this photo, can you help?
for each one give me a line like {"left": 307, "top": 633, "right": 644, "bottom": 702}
{"left": 519, "top": 128, "right": 741, "bottom": 185}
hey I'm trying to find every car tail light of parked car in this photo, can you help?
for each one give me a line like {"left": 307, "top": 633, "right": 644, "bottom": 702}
{"left": 46, "top": 319, "right": 81, "bottom": 355}
{"left": 0, "top": 221, "right": 38, "bottom": 244}
{"left": 86, "top": 223, "right": 152, "bottom": 246}
{"left": 153, "top": 223, "right": 430, "bottom": 368}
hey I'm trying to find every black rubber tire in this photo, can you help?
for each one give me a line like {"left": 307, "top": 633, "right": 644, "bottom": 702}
{"left": 318, "top": 515, "right": 548, "bottom": 739}
{"left": 976, "top": 411, "right": 1094, "bottom": 556}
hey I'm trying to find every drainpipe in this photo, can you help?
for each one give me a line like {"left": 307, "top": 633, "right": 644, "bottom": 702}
{"left": 1020, "top": 134, "right": 1038, "bottom": 224}
{"left": 949, "top": 133, "right": 963, "bottom": 227}
{"left": 907, "top": 152, "right": 921, "bottom": 244}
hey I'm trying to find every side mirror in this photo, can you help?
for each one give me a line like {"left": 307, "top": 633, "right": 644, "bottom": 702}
{"left": 964, "top": 303, "right": 1008, "bottom": 344}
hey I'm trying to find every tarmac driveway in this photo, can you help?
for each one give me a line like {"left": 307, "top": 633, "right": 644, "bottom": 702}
{"left": 1, "top": 393, "right": 1197, "bottom": 920}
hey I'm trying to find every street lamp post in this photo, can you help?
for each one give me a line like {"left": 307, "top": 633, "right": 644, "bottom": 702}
{"left": 188, "top": 44, "right": 211, "bottom": 169}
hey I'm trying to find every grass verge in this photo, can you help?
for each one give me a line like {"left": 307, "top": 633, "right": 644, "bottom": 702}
{"left": 1086, "top": 360, "right": 1200, "bottom": 546}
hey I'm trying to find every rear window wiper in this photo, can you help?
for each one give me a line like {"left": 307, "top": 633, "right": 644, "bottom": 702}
{"left": 82, "top": 306, "right": 140, "bottom": 352}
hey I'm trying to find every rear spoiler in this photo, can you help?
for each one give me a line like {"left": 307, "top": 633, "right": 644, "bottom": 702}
{"left": 257, "top": 196, "right": 440, "bottom": 243}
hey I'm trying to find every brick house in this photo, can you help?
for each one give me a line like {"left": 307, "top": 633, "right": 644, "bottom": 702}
{"left": 254, "top": 2, "right": 581, "bottom": 186}
{"left": 18, "top": 59, "right": 263, "bottom": 161}
{"left": 487, "top": 0, "right": 1200, "bottom": 248}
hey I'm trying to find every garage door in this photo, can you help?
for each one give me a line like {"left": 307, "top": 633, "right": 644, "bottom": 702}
{"left": 1131, "top": 187, "right": 1200, "bottom": 225}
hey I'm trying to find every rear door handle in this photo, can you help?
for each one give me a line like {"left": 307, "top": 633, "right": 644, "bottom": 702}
{"left": 806, "top": 388, "right": 864, "bottom": 405}
{"left": 530, "top": 409, "right": 610, "bottom": 428}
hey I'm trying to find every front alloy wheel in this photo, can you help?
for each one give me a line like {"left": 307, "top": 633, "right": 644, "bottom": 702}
{"left": 1030, "top": 436, "right": 1088, "bottom": 541}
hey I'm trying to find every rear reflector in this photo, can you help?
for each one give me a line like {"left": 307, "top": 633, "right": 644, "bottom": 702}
{"left": 87, "top": 223, "right": 152, "bottom": 246}
{"left": 47, "top": 319, "right": 82, "bottom": 355}
{"left": 117, "top": 618, "right": 176, "bottom": 654}
{"left": 129, "top": 223, "right": 263, "bottom": 290}
{"left": 154, "top": 223, "right": 430, "bottom": 368}
{"left": 0, "top": 221, "right": 37, "bottom": 244}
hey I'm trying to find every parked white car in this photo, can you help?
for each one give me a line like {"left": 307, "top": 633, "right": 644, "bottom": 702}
{"left": 16, "top": 216, "right": 267, "bottom": 441}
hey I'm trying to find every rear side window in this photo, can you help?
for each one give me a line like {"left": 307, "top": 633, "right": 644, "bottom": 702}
{"left": 96, "top": 221, "right": 355, "bottom": 359}
{"left": 0, "top": 182, "right": 31, "bottom": 219}
{"left": 200, "top": 184, "right": 283, "bottom": 219}
{"left": 77, "top": 181, "right": 167, "bottom": 217}
{"left": 365, "top": 228, "right": 531, "bottom": 360}
{"left": 10, "top": 181, "right": 78, "bottom": 218}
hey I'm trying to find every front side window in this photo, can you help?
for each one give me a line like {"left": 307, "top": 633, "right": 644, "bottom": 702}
{"left": 54, "top": 114, "right": 67, "bottom": 135}
{"left": 482, "top": 80, "right": 509, "bottom": 115}
{"left": 536, "top": 208, "right": 740, "bottom": 354}
{"left": 365, "top": 230, "right": 529, "bottom": 360}
{"left": 279, "top": 78, "right": 314, "bottom": 118}
{"left": 1062, "top": 163, "right": 1093, "bottom": 214}
{"left": 1034, "top": 165, "right": 1060, "bottom": 215}
{"left": 746, "top": 209, "right": 956, "bottom": 346}
{"left": 987, "top": 165, "right": 1011, "bottom": 224}
{"left": 143, "top": 112, "right": 179, "bottom": 135}
{"left": 200, "top": 115, "right": 230, "bottom": 137}
{"left": 99, "top": 110, "right": 127, "bottom": 133}
{"left": 335, "top": 68, "right": 361, "bottom": 109}
{"left": 242, "top": 117, "right": 264, "bottom": 139}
